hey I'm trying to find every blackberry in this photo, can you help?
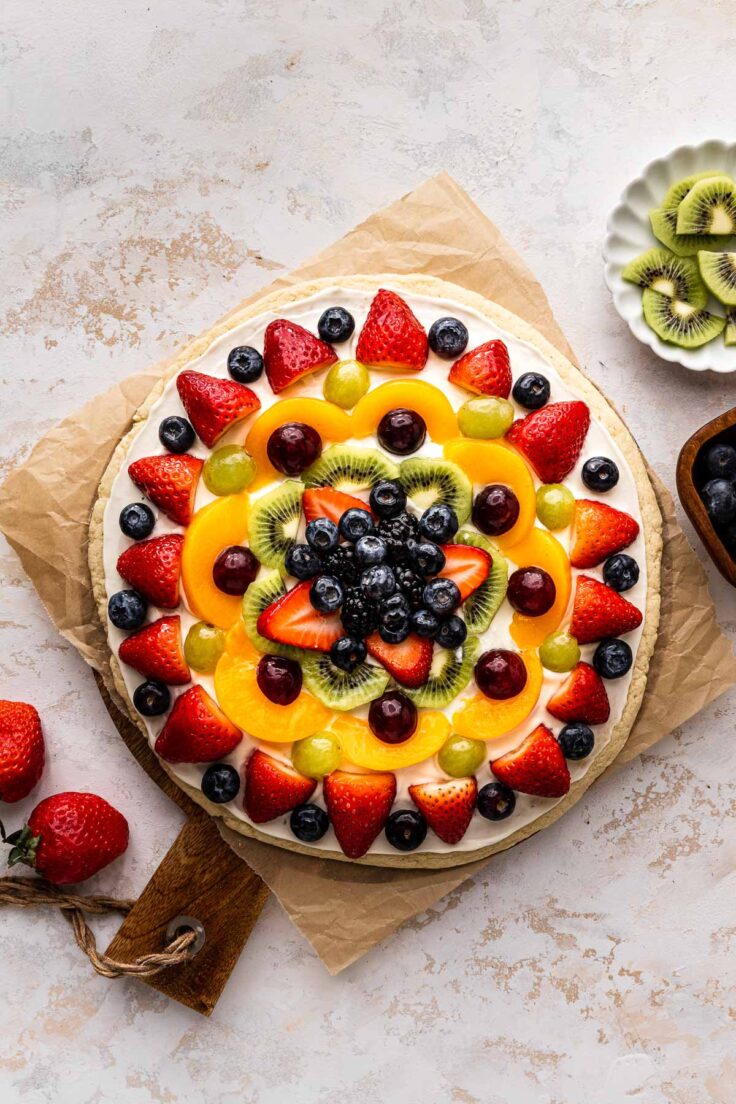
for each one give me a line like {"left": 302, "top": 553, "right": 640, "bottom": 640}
{"left": 320, "top": 545, "right": 359, "bottom": 585}
{"left": 377, "top": 512, "right": 418, "bottom": 563}
{"left": 341, "top": 588, "right": 379, "bottom": 638}
{"left": 394, "top": 566, "right": 424, "bottom": 608}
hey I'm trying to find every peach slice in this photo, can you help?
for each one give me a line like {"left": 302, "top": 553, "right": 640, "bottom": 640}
{"left": 443, "top": 438, "right": 535, "bottom": 549}
{"left": 245, "top": 398, "right": 352, "bottom": 488}
{"left": 214, "top": 623, "right": 331, "bottom": 742}
{"left": 181, "top": 493, "right": 249, "bottom": 629}
{"left": 330, "top": 710, "right": 450, "bottom": 771}
{"left": 351, "top": 380, "right": 458, "bottom": 443}
{"left": 506, "top": 528, "right": 571, "bottom": 648}
{"left": 451, "top": 651, "right": 543, "bottom": 741}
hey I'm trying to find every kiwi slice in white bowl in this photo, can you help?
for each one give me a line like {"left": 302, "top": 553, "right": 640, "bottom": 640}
{"left": 642, "top": 289, "right": 725, "bottom": 349}
{"left": 649, "top": 208, "right": 723, "bottom": 258}
{"left": 622, "top": 248, "right": 707, "bottom": 307}
{"left": 676, "top": 176, "right": 736, "bottom": 236}
{"left": 697, "top": 251, "right": 736, "bottom": 307}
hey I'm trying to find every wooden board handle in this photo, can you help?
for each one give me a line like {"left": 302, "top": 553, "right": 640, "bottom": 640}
{"left": 106, "top": 810, "right": 270, "bottom": 1016}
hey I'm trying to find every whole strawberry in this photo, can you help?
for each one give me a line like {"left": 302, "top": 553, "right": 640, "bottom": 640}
{"left": 0, "top": 701, "right": 45, "bottom": 803}
{"left": 3, "top": 792, "right": 129, "bottom": 885}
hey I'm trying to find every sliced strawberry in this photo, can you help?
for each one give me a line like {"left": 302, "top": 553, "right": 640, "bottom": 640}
{"left": 365, "top": 632, "right": 433, "bottom": 689}
{"left": 302, "top": 486, "right": 369, "bottom": 525}
{"left": 448, "top": 340, "right": 512, "bottom": 397}
{"left": 128, "top": 454, "right": 203, "bottom": 526}
{"left": 155, "top": 685, "right": 242, "bottom": 763}
{"left": 244, "top": 749, "right": 316, "bottom": 823}
{"left": 439, "top": 543, "right": 491, "bottom": 600}
{"left": 570, "top": 575, "right": 642, "bottom": 645}
{"left": 116, "top": 534, "right": 183, "bottom": 609}
{"left": 491, "top": 724, "right": 570, "bottom": 798}
{"left": 506, "top": 401, "right": 590, "bottom": 484}
{"left": 408, "top": 777, "right": 477, "bottom": 845}
{"left": 257, "top": 580, "right": 342, "bottom": 652}
{"left": 176, "top": 370, "right": 260, "bottom": 447}
{"left": 118, "top": 615, "right": 190, "bottom": 686}
{"left": 355, "top": 289, "right": 428, "bottom": 371}
{"left": 546, "top": 662, "right": 610, "bottom": 725}
{"left": 570, "top": 500, "right": 639, "bottom": 569}
{"left": 263, "top": 319, "right": 337, "bottom": 394}
{"left": 323, "top": 769, "right": 396, "bottom": 858}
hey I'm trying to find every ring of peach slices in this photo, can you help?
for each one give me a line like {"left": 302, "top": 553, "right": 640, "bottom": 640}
{"left": 108, "top": 288, "right": 643, "bottom": 859}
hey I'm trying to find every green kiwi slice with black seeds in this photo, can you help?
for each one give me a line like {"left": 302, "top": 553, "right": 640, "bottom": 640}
{"left": 403, "top": 635, "right": 480, "bottom": 709}
{"left": 303, "top": 444, "right": 399, "bottom": 492}
{"left": 453, "top": 527, "right": 508, "bottom": 633}
{"left": 247, "top": 480, "right": 303, "bottom": 571}
{"left": 642, "top": 289, "right": 725, "bottom": 349}
{"left": 649, "top": 209, "right": 723, "bottom": 258}
{"left": 300, "top": 653, "right": 389, "bottom": 711}
{"left": 661, "top": 171, "right": 720, "bottom": 209}
{"left": 398, "top": 457, "right": 472, "bottom": 522}
{"left": 697, "top": 251, "right": 736, "bottom": 307}
{"left": 622, "top": 249, "right": 707, "bottom": 307}
{"left": 241, "top": 571, "right": 303, "bottom": 659}
{"left": 676, "top": 176, "right": 736, "bottom": 236}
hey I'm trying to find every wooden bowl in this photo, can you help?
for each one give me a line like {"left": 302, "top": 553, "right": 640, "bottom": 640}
{"left": 676, "top": 406, "right": 736, "bottom": 587}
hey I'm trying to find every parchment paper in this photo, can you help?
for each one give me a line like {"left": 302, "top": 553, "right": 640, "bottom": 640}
{"left": 1, "top": 173, "right": 734, "bottom": 974}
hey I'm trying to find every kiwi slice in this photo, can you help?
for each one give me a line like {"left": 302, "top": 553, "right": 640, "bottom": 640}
{"left": 403, "top": 635, "right": 480, "bottom": 709}
{"left": 697, "top": 251, "right": 736, "bottom": 307}
{"left": 662, "top": 171, "right": 720, "bottom": 209}
{"left": 649, "top": 209, "right": 723, "bottom": 258}
{"left": 726, "top": 311, "right": 736, "bottom": 347}
{"left": 247, "top": 481, "right": 302, "bottom": 571}
{"left": 399, "top": 457, "right": 472, "bottom": 522}
{"left": 677, "top": 176, "right": 736, "bottom": 236}
{"left": 454, "top": 527, "right": 508, "bottom": 633}
{"left": 303, "top": 444, "right": 398, "bottom": 492}
{"left": 642, "top": 289, "right": 725, "bottom": 349}
{"left": 241, "top": 571, "right": 302, "bottom": 659}
{"left": 622, "top": 249, "right": 707, "bottom": 306}
{"left": 300, "top": 653, "right": 389, "bottom": 711}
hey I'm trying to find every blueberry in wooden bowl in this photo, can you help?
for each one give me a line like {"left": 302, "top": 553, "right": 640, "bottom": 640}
{"left": 677, "top": 406, "right": 736, "bottom": 585}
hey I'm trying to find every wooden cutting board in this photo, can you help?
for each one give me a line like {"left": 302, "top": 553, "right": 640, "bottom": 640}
{"left": 95, "top": 674, "right": 271, "bottom": 1016}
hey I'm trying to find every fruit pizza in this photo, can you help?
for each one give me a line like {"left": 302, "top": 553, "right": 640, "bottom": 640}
{"left": 90, "top": 275, "right": 662, "bottom": 867}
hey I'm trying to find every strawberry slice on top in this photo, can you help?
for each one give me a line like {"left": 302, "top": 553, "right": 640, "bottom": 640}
{"left": 491, "top": 724, "right": 570, "bottom": 798}
{"left": 323, "top": 770, "right": 397, "bottom": 858}
{"left": 355, "top": 289, "right": 428, "bottom": 371}
{"left": 263, "top": 319, "right": 337, "bottom": 394}
{"left": 117, "top": 533, "right": 184, "bottom": 609}
{"left": 244, "top": 749, "right": 316, "bottom": 824}
{"left": 128, "top": 454, "right": 203, "bottom": 526}
{"left": 570, "top": 575, "right": 642, "bottom": 645}
{"left": 439, "top": 543, "right": 491, "bottom": 600}
{"left": 365, "top": 632, "right": 433, "bottom": 689}
{"left": 570, "top": 500, "right": 639, "bottom": 569}
{"left": 449, "top": 340, "right": 512, "bottom": 397}
{"left": 546, "top": 662, "right": 610, "bottom": 725}
{"left": 506, "top": 401, "right": 590, "bottom": 484}
{"left": 118, "top": 615, "right": 191, "bottom": 686}
{"left": 176, "top": 370, "right": 261, "bottom": 448}
{"left": 409, "top": 777, "right": 477, "bottom": 845}
{"left": 302, "top": 486, "right": 369, "bottom": 525}
{"left": 155, "top": 685, "right": 242, "bottom": 763}
{"left": 257, "top": 580, "right": 343, "bottom": 652}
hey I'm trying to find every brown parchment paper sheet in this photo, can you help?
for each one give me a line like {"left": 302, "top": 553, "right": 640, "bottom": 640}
{"left": 1, "top": 173, "right": 734, "bottom": 974}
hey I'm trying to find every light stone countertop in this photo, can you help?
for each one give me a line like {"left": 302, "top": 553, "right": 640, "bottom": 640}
{"left": 2, "top": 2, "right": 736, "bottom": 1101}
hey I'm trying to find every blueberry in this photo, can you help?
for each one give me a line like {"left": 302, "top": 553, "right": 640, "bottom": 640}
{"left": 285, "top": 543, "right": 322, "bottom": 580}
{"left": 133, "top": 679, "right": 170, "bottom": 717}
{"left": 512, "top": 372, "right": 550, "bottom": 410}
{"left": 558, "top": 723, "right": 595, "bottom": 760}
{"left": 593, "top": 638, "right": 632, "bottom": 679}
{"left": 306, "top": 517, "right": 339, "bottom": 554}
{"left": 290, "top": 803, "right": 330, "bottom": 843}
{"left": 428, "top": 317, "right": 469, "bottom": 360}
{"left": 310, "top": 575, "right": 344, "bottom": 613}
{"left": 339, "top": 507, "right": 375, "bottom": 542}
{"left": 435, "top": 615, "right": 467, "bottom": 649}
{"left": 355, "top": 534, "right": 387, "bottom": 566}
{"left": 705, "top": 442, "right": 736, "bottom": 480}
{"left": 108, "top": 589, "right": 148, "bottom": 630}
{"left": 582, "top": 456, "right": 619, "bottom": 493}
{"left": 423, "top": 577, "right": 461, "bottom": 615}
{"left": 701, "top": 478, "right": 736, "bottom": 525}
{"left": 379, "top": 592, "right": 410, "bottom": 629}
{"left": 119, "top": 502, "right": 155, "bottom": 540}
{"left": 201, "top": 763, "right": 240, "bottom": 803}
{"left": 330, "top": 636, "right": 367, "bottom": 672}
{"left": 409, "top": 540, "right": 446, "bottom": 576}
{"left": 317, "top": 307, "right": 355, "bottom": 344}
{"left": 603, "top": 553, "right": 639, "bottom": 593}
{"left": 418, "top": 503, "right": 458, "bottom": 544}
{"left": 361, "top": 564, "right": 396, "bottom": 600}
{"left": 385, "top": 809, "right": 428, "bottom": 851}
{"left": 227, "top": 345, "right": 264, "bottom": 384}
{"left": 369, "top": 479, "right": 407, "bottom": 519}
{"left": 158, "top": 415, "right": 195, "bottom": 454}
{"left": 477, "top": 781, "right": 516, "bottom": 821}
{"left": 378, "top": 623, "right": 410, "bottom": 644}
{"left": 410, "top": 607, "right": 440, "bottom": 638}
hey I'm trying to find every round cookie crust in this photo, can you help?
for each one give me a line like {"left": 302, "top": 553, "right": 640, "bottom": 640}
{"left": 90, "top": 274, "right": 663, "bottom": 868}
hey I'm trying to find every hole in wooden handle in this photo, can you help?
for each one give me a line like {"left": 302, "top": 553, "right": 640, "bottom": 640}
{"left": 165, "top": 914, "right": 206, "bottom": 957}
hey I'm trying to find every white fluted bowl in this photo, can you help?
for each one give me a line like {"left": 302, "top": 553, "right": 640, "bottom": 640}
{"left": 604, "top": 140, "right": 736, "bottom": 373}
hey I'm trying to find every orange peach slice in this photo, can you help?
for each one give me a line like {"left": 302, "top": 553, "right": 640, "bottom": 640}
{"left": 214, "top": 623, "right": 331, "bottom": 742}
{"left": 330, "top": 710, "right": 451, "bottom": 771}
{"left": 351, "top": 380, "right": 458, "bottom": 443}
{"left": 181, "top": 493, "right": 249, "bottom": 629}
{"left": 507, "top": 529, "right": 571, "bottom": 648}
{"left": 245, "top": 398, "right": 352, "bottom": 488}
{"left": 451, "top": 651, "right": 543, "bottom": 741}
{"left": 443, "top": 438, "right": 535, "bottom": 549}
